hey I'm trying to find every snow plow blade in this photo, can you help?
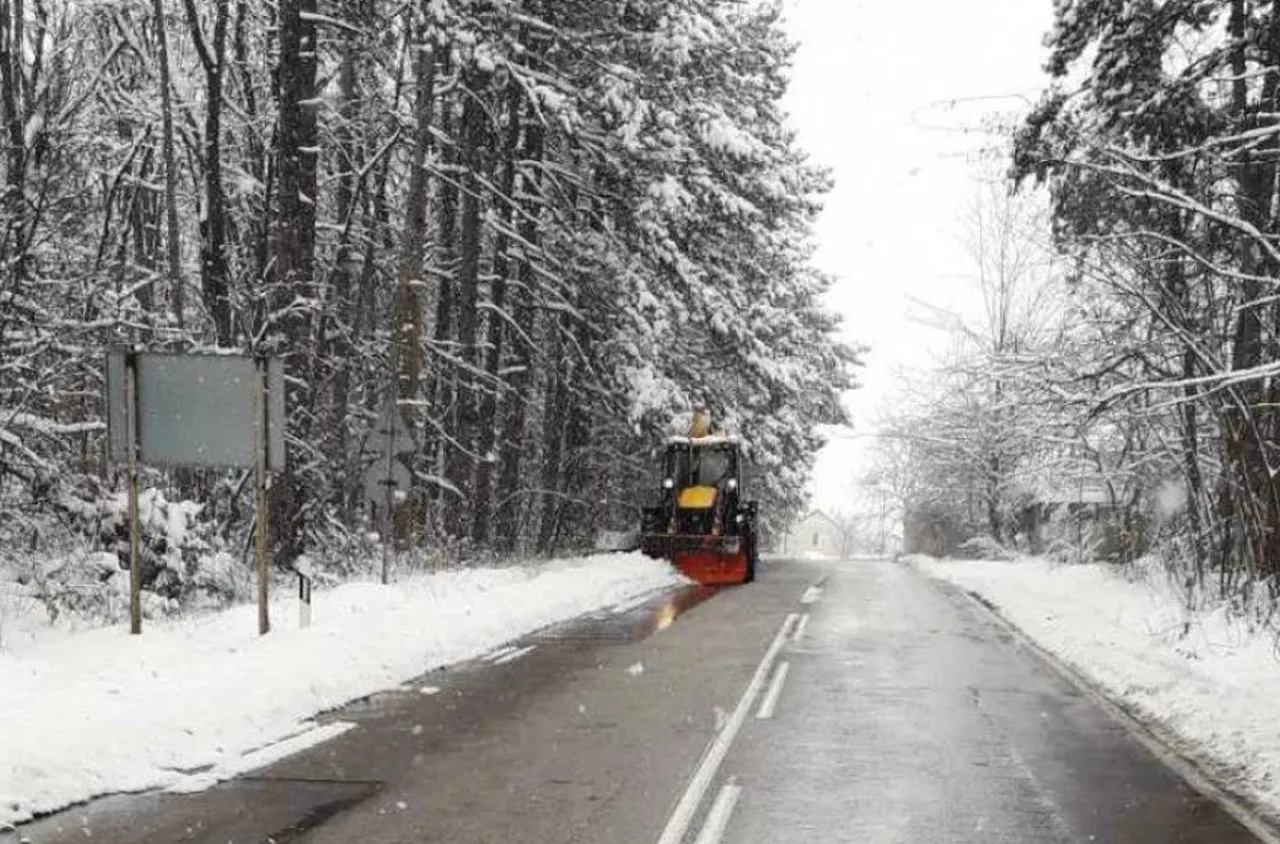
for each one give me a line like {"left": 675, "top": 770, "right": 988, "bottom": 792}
{"left": 640, "top": 534, "right": 750, "bottom": 585}
{"left": 671, "top": 550, "right": 749, "bottom": 585}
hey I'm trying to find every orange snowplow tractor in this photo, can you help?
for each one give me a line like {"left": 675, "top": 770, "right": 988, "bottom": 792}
{"left": 672, "top": 550, "right": 749, "bottom": 585}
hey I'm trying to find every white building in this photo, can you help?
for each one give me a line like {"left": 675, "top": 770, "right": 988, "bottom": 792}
{"left": 782, "top": 510, "right": 846, "bottom": 559}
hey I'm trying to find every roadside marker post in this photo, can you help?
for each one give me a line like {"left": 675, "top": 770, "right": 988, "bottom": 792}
{"left": 298, "top": 572, "right": 312, "bottom": 629}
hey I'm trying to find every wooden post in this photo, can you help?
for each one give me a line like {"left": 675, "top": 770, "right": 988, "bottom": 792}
{"left": 382, "top": 400, "right": 394, "bottom": 585}
{"left": 255, "top": 358, "right": 270, "bottom": 635}
{"left": 125, "top": 352, "right": 142, "bottom": 635}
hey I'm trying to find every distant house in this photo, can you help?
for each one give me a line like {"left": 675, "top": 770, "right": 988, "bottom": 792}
{"left": 783, "top": 510, "right": 845, "bottom": 559}
{"left": 902, "top": 504, "right": 964, "bottom": 557}
{"left": 1021, "top": 471, "right": 1138, "bottom": 561}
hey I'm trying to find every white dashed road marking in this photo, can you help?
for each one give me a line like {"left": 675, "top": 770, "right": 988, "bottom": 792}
{"left": 692, "top": 780, "right": 742, "bottom": 844}
{"left": 493, "top": 645, "right": 537, "bottom": 665}
{"left": 756, "top": 661, "right": 791, "bottom": 720}
{"left": 656, "top": 613, "right": 797, "bottom": 844}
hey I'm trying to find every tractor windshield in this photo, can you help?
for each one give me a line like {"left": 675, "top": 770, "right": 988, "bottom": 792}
{"left": 667, "top": 444, "right": 736, "bottom": 488}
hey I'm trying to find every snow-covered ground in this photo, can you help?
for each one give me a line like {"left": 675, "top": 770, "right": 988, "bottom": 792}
{"left": 0, "top": 553, "right": 684, "bottom": 828}
{"left": 917, "top": 555, "right": 1280, "bottom": 817}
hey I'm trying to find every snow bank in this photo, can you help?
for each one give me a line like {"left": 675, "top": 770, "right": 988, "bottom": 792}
{"left": 918, "top": 556, "right": 1280, "bottom": 814}
{"left": 0, "top": 553, "right": 683, "bottom": 827}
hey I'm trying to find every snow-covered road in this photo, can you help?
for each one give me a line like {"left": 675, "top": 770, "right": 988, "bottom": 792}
{"left": 9, "top": 554, "right": 1278, "bottom": 843}
{"left": 920, "top": 555, "right": 1280, "bottom": 831}
{"left": 0, "top": 553, "right": 683, "bottom": 827}
{"left": 715, "top": 558, "right": 1265, "bottom": 843}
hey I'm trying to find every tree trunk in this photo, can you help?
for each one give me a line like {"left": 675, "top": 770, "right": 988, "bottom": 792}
{"left": 273, "top": 0, "right": 320, "bottom": 561}
{"left": 494, "top": 101, "right": 545, "bottom": 553}
{"left": 1224, "top": 0, "right": 1280, "bottom": 574}
{"left": 536, "top": 322, "right": 568, "bottom": 554}
{"left": 183, "top": 0, "right": 232, "bottom": 345}
{"left": 471, "top": 82, "right": 521, "bottom": 545}
{"left": 429, "top": 52, "right": 457, "bottom": 520}
{"left": 444, "top": 68, "right": 488, "bottom": 539}
{"left": 1160, "top": 161, "right": 1204, "bottom": 558}
{"left": 0, "top": 0, "right": 29, "bottom": 283}
{"left": 274, "top": 0, "right": 319, "bottom": 343}
{"left": 151, "top": 0, "right": 184, "bottom": 330}
{"left": 561, "top": 321, "right": 593, "bottom": 546}
{"left": 232, "top": 0, "right": 269, "bottom": 297}
{"left": 321, "top": 0, "right": 376, "bottom": 514}
{"left": 393, "top": 32, "right": 436, "bottom": 530}
{"left": 126, "top": 148, "right": 158, "bottom": 312}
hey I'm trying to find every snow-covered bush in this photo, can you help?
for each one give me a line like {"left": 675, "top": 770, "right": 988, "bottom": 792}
{"left": 955, "top": 535, "right": 1019, "bottom": 561}
{"left": 0, "top": 474, "right": 259, "bottom": 628}
{"left": 0, "top": 580, "right": 40, "bottom": 650}
{"left": 58, "top": 486, "right": 230, "bottom": 603}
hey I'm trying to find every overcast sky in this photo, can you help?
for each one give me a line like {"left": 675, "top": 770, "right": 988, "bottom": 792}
{"left": 781, "top": 0, "right": 1057, "bottom": 510}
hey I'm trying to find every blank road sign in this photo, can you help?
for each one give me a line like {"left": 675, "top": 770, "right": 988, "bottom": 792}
{"left": 106, "top": 352, "right": 286, "bottom": 471}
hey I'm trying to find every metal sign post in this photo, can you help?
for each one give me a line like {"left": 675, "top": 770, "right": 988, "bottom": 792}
{"left": 382, "top": 405, "right": 396, "bottom": 585}
{"left": 253, "top": 358, "right": 270, "bottom": 635}
{"left": 124, "top": 351, "right": 142, "bottom": 635}
{"left": 361, "top": 392, "right": 415, "bottom": 585}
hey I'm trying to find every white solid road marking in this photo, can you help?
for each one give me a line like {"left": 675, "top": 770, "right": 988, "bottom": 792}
{"left": 756, "top": 661, "right": 790, "bottom": 720}
{"left": 656, "top": 613, "right": 797, "bottom": 844}
{"left": 791, "top": 613, "right": 810, "bottom": 642}
{"left": 166, "top": 721, "right": 356, "bottom": 794}
{"left": 494, "top": 645, "right": 537, "bottom": 665}
{"left": 692, "top": 780, "right": 743, "bottom": 844}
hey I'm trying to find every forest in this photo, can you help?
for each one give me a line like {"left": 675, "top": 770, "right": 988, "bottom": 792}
{"left": 0, "top": 0, "right": 856, "bottom": 617}
{"left": 865, "top": 0, "right": 1280, "bottom": 611}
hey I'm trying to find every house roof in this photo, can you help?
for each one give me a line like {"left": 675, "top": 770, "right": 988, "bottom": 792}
{"left": 794, "top": 509, "right": 841, "bottom": 530}
{"left": 663, "top": 434, "right": 741, "bottom": 446}
{"left": 1032, "top": 473, "right": 1120, "bottom": 506}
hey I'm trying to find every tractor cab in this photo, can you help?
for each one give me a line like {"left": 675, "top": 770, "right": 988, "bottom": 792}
{"left": 640, "top": 420, "right": 758, "bottom": 585}
{"left": 661, "top": 437, "right": 740, "bottom": 532}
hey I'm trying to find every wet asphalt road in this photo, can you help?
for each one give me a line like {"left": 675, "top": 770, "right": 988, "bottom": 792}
{"left": 4, "top": 557, "right": 1271, "bottom": 843}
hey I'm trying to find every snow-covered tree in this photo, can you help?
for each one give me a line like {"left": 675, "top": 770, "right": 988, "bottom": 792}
{"left": 1015, "top": 0, "right": 1280, "bottom": 589}
{"left": 0, "top": 0, "right": 856, "bottom": 609}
